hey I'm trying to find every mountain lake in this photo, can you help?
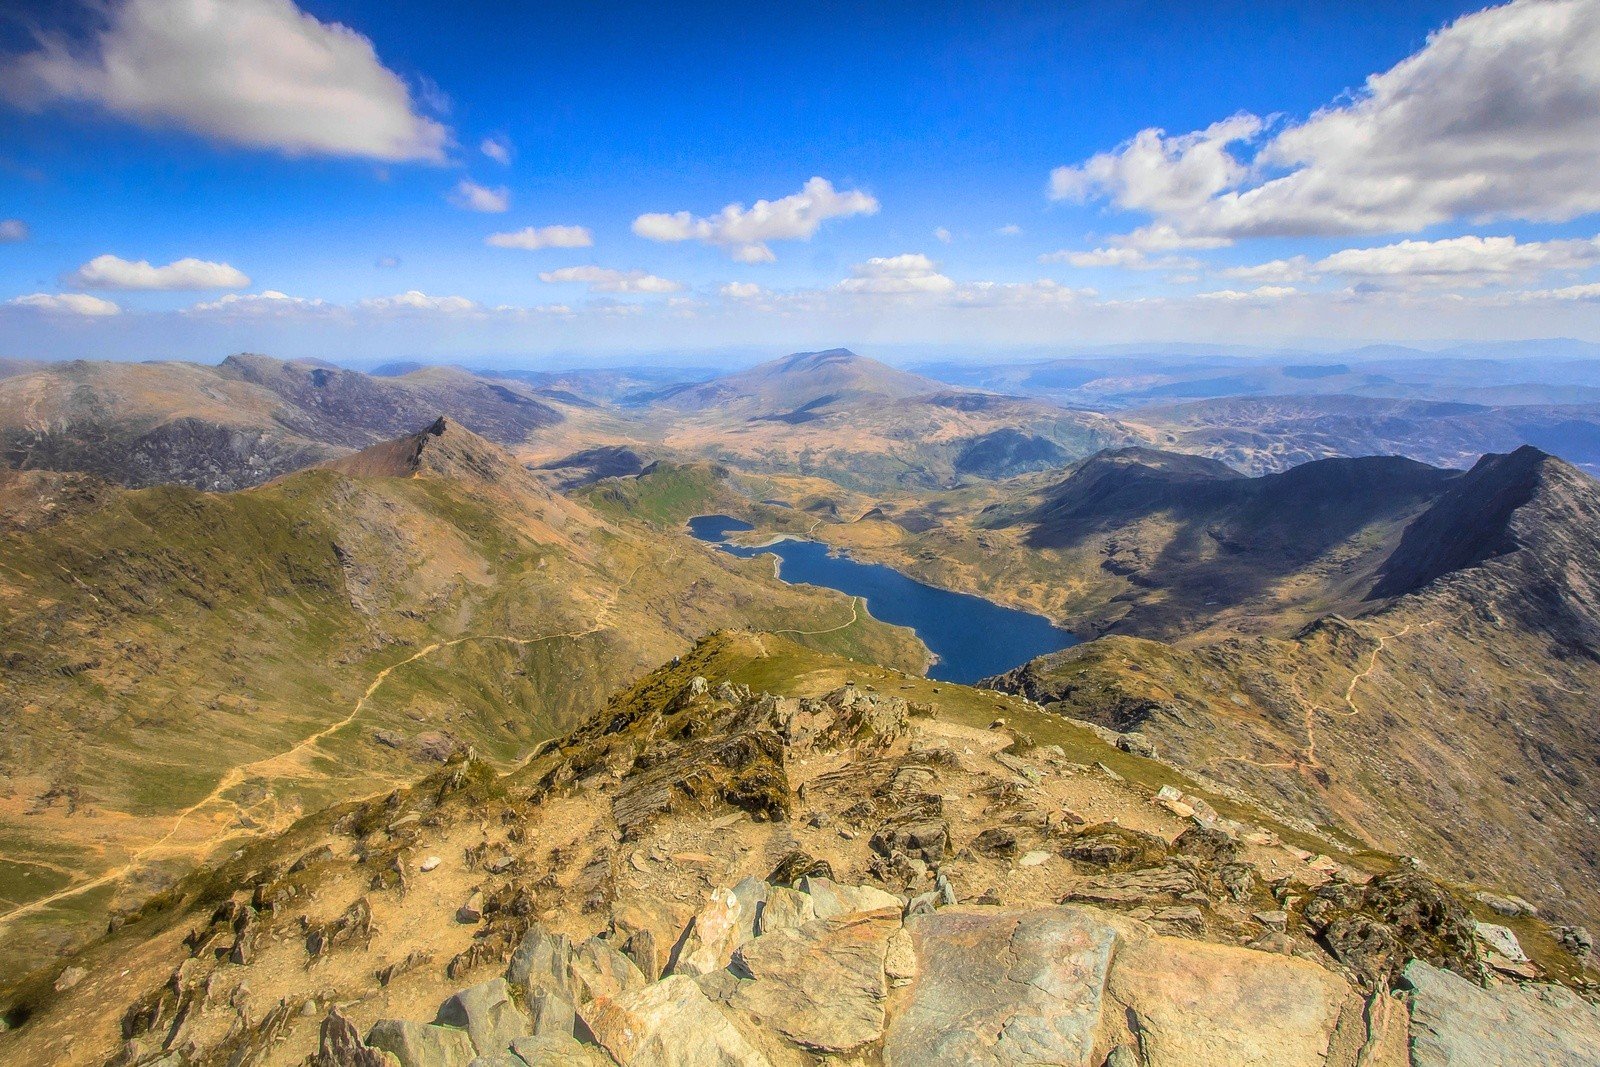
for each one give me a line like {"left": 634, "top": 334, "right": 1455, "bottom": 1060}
{"left": 688, "top": 514, "right": 1078, "bottom": 684}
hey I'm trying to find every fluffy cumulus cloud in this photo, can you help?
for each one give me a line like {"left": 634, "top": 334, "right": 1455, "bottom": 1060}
{"left": 0, "top": 0, "right": 449, "bottom": 162}
{"left": 450, "top": 180, "right": 509, "bottom": 213}
{"left": 480, "top": 135, "right": 512, "bottom": 164}
{"left": 7, "top": 292, "right": 121, "bottom": 316}
{"left": 0, "top": 219, "right": 28, "bottom": 243}
{"left": 67, "top": 254, "right": 249, "bottom": 291}
{"left": 486, "top": 225, "right": 594, "bottom": 250}
{"left": 1050, "top": 0, "right": 1600, "bottom": 238}
{"left": 538, "top": 266, "right": 683, "bottom": 293}
{"left": 836, "top": 253, "right": 955, "bottom": 294}
{"left": 357, "top": 290, "right": 479, "bottom": 314}
{"left": 720, "top": 281, "right": 764, "bottom": 299}
{"left": 187, "top": 290, "right": 329, "bottom": 316}
{"left": 633, "top": 177, "right": 878, "bottom": 263}
{"left": 1225, "top": 234, "right": 1600, "bottom": 288}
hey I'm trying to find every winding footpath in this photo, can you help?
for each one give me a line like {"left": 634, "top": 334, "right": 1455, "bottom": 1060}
{"left": 0, "top": 549, "right": 672, "bottom": 930}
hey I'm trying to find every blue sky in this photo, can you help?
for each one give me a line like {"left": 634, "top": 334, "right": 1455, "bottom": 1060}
{"left": 2, "top": 0, "right": 1599, "bottom": 364}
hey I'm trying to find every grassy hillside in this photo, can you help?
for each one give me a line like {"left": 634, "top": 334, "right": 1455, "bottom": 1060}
{"left": 0, "top": 425, "right": 925, "bottom": 962}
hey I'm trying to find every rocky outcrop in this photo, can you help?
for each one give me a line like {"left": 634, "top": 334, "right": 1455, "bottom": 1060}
{"left": 883, "top": 906, "right": 1117, "bottom": 1066}
{"left": 1403, "top": 959, "right": 1600, "bottom": 1066}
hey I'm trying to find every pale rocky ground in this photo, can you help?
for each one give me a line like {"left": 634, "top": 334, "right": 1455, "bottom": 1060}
{"left": 4, "top": 635, "right": 1596, "bottom": 1066}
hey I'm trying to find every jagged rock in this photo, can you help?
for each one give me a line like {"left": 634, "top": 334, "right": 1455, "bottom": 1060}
{"left": 466, "top": 1054, "right": 524, "bottom": 1067}
{"left": 1062, "top": 825, "right": 1168, "bottom": 870}
{"left": 756, "top": 886, "right": 815, "bottom": 935}
{"left": 668, "top": 886, "right": 753, "bottom": 977}
{"left": 586, "top": 974, "right": 772, "bottom": 1066}
{"left": 366, "top": 1020, "right": 476, "bottom": 1067}
{"left": 436, "top": 978, "right": 532, "bottom": 1058}
{"left": 796, "top": 876, "right": 902, "bottom": 920}
{"left": 509, "top": 1034, "right": 614, "bottom": 1065}
{"left": 869, "top": 820, "right": 948, "bottom": 865}
{"left": 311, "top": 1007, "right": 399, "bottom": 1067}
{"left": 1473, "top": 890, "right": 1537, "bottom": 918}
{"left": 1058, "top": 865, "right": 1197, "bottom": 906}
{"left": 972, "top": 826, "right": 1020, "bottom": 858}
{"left": 457, "top": 890, "right": 484, "bottom": 924}
{"left": 729, "top": 909, "right": 901, "bottom": 1052}
{"left": 1403, "top": 959, "right": 1600, "bottom": 1066}
{"left": 573, "top": 936, "right": 648, "bottom": 1004}
{"left": 1556, "top": 925, "right": 1592, "bottom": 960}
{"left": 1116, "top": 732, "right": 1155, "bottom": 757}
{"left": 1473, "top": 921, "right": 1528, "bottom": 962}
{"left": 884, "top": 928, "right": 916, "bottom": 984}
{"left": 1107, "top": 936, "right": 1359, "bottom": 1067}
{"left": 766, "top": 849, "right": 832, "bottom": 887}
{"left": 53, "top": 965, "right": 86, "bottom": 992}
{"left": 1308, "top": 872, "right": 1479, "bottom": 987}
{"left": 620, "top": 927, "right": 660, "bottom": 980}
{"left": 883, "top": 905, "right": 1117, "bottom": 1066}
{"left": 508, "top": 925, "right": 576, "bottom": 1002}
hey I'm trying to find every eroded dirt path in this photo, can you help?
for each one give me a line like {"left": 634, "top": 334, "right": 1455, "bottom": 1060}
{"left": 0, "top": 550, "right": 676, "bottom": 929}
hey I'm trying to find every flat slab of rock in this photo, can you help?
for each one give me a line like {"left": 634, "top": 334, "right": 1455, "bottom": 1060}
{"left": 587, "top": 974, "right": 773, "bottom": 1066}
{"left": 795, "top": 876, "right": 902, "bottom": 920}
{"left": 1107, "top": 936, "right": 1355, "bottom": 1067}
{"left": 730, "top": 909, "right": 901, "bottom": 1052}
{"left": 1404, "top": 959, "right": 1600, "bottom": 1066}
{"left": 882, "top": 905, "right": 1118, "bottom": 1067}
{"left": 436, "top": 978, "right": 532, "bottom": 1058}
{"left": 366, "top": 1019, "right": 476, "bottom": 1067}
{"left": 508, "top": 1034, "right": 615, "bottom": 1066}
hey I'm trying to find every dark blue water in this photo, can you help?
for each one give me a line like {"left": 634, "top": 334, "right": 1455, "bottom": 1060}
{"left": 688, "top": 514, "right": 1077, "bottom": 684}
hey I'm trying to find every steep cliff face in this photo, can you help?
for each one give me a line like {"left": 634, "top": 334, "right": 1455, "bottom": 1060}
{"left": 987, "top": 448, "right": 1600, "bottom": 932}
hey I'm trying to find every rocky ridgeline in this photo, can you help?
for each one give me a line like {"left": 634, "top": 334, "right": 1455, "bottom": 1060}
{"left": 319, "top": 871, "right": 1600, "bottom": 1067}
{"left": 22, "top": 643, "right": 1600, "bottom": 1066}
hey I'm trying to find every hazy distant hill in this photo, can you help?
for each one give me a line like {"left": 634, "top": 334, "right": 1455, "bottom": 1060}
{"left": 0, "top": 355, "right": 567, "bottom": 490}
{"left": 637, "top": 349, "right": 1135, "bottom": 487}
{"left": 1130, "top": 393, "right": 1600, "bottom": 475}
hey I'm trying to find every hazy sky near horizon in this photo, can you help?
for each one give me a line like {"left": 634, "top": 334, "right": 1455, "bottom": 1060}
{"left": 3, "top": 0, "right": 1600, "bottom": 363}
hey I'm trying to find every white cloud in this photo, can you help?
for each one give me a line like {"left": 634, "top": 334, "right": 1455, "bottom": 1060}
{"left": 0, "top": 0, "right": 449, "bottom": 162}
{"left": 451, "top": 179, "right": 509, "bottom": 213}
{"left": 996, "top": 224, "right": 1023, "bottom": 236}
{"left": 67, "top": 254, "right": 250, "bottom": 291}
{"left": 836, "top": 253, "right": 955, "bottom": 294}
{"left": 1314, "top": 234, "right": 1600, "bottom": 286}
{"left": 538, "top": 266, "right": 683, "bottom": 293}
{"left": 0, "top": 219, "right": 28, "bottom": 243}
{"left": 1050, "top": 0, "right": 1600, "bottom": 238}
{"left": 486, "top": 224, "right": 593, "bottom": 250}
{"left": 1222, "top": 234, "right": 1600, "bottom": 289}
{"left": 480, "top": 135, "right": 512, "bottom": 165}
{"left": 375, "top": 255, "right": 401, "bottom": 268}
{"left": 633, "top": 177, "right": 879, "bottom": 262}
{"left": 1040, "top": 245, "right": 1200, "bottom": 271}
{"left": 187, "top": 289, "right": 329, "bottom": 316}
{"left": 1197, "top": 285, "right": 1299, "bottom": 302}
{"left": 1221, "top": 257, "right": 1313, "bottom": 283}
{"left": 950, "top": 279, "right": 1093, "bottom": 308}
{"left": 7, "top": 292, "right": 121, "bottom": 316}
{"left": 1114, "top": 223, "right": 1231, "bottom": 251}
{"left": 933, "top": 227, "right": 953, "bottom": 244}
{"left": 358, "top": 290, "right": 479, "bottom": 313}
{"left": 1051, "top": 114, "right": 1263, "bottom": 215}
{"left": 1041, "top": 246, "right": 1149, "bottom": 269}
{"left": 720, "top": 281, "right": 764, "bottom": 299}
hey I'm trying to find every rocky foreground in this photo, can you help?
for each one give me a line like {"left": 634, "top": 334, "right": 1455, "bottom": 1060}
{"left": 6, "top": 633, "right": 1597, "bottom": 1065}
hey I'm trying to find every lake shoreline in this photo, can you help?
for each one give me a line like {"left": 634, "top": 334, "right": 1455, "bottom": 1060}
{"left": 686, "top": 513, "right": 1076, "bottom": 684}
